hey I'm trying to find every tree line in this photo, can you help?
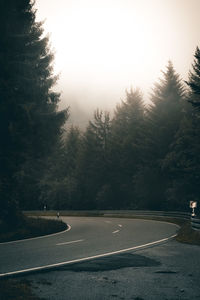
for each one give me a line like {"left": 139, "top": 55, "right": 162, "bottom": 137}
{"left": 1, "top": 1, "right": 200, "bottom": 229}
{"left": 40, "top": 57, "right": 200, "bottom": 213}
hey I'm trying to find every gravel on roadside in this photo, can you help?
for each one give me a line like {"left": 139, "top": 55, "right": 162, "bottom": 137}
{"left": 23, "top": 239, "right": 200, "bottom": 300}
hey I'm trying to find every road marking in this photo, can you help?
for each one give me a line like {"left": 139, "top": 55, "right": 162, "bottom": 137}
{"left": 113, "top": 224, "right": 122, "bottom": 233}
{"left": 56, "top": 239, "right": 84, "bottom": 246}
{"left": 0, "top": 233, "right": 178, "bottom": 278}
{"left": 105, "top": 220, "right": 112, "bottom": 223}
{"left": 112, "top": 230, "right": 120, "bottom": 234}
{"left": 0, "top": 224, "right": 71, "bottom": 245}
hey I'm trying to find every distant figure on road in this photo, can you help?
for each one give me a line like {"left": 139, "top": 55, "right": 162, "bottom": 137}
{"left": 57, "top": 212, "right": 60, "bottom": 219}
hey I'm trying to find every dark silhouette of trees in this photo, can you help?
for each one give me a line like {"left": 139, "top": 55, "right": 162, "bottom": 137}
{"left": 39, "top": 126, "right": 81, "bottom": 210}
{"left": 108, "top": 88, "right": 146, "bottom": 208}
{"left": 3, "top": 3, "right": 199, "bottom": 217}
{"left": 0, "top": 0, "right": 67, "bottom": 225}
{"left": 41, "top": 58, "right": 196, "bottom": 212}
{"left": 30, "top": 56, "right": 200, "bottom": 213}
{"left": 163, "top": 47, "right": 200, "bottom": 212}
{"left": 186, "top": 46, "right": 200, "bottom": 109}
{"left": 162, "top": 103, "right": 200, "bottom": 211}
{"left": 50, "top": 54, "right": 199, "bottom": 212}
{"left": 77, "top": 110, "right": 111, "bottom": 209}
{"left": 134, "top": 61, "right": 185, "bottom": 210}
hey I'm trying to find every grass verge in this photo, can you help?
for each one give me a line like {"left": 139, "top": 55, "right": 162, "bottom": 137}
{"left": 0, "top": 215, "right": 67, "bottom": 243}
{"left": 176, "top": 220, "right": 200, "bottom": 245}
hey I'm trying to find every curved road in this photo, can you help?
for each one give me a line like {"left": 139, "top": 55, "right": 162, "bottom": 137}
{"left": 0, "top": 217, "right": 178, "bottom": 277}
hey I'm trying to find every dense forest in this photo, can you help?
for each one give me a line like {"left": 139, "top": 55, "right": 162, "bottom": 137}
{"left": 1, "top": 0, "right": 200, "bottom": 229}
{"left": 40, "top": 57, "right": 200, "bottom": 213}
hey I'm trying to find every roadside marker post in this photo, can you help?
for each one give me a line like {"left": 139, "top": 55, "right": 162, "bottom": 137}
{"left": 190, "top": 201, "right": 197, "bottom": 216}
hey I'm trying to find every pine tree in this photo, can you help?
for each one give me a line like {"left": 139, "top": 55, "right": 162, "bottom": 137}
{"left": 134, "top": 62, "right": 185, "bottom": 209}
{"left": 162, "top": 103, "right": 200, "bottom": 211}
{"left": 163, "top": 46, "right": 200, "bottom": 211}
{"left": 186, "top": 46, "right": 200, "bottom": 109}
{"left": 39, "top": 126, "right": 82, "bottom": 210}
{"left": 147, "top": 61, "right": 184, "bottom": 159}
{"left": 77, "top": 109, "right": 111, "bottom": 209}
{"left": 109, "top": 88, "right": 146, "bottom": 208}
{"left": 0, "top": 0, "right": 67, "bottom": 224}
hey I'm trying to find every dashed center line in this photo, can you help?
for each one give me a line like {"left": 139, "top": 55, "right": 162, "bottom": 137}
{"left": 56, "top": 239, "right": 84, "bottom": 246}
{"left": 112, "top": 224, "right": 123, "bottom": 234}
{"left": 0, "top": 232, "right": 177, "bottom": 278}
{"left": 112, "top": 230, "right": 120, "bottom": 234}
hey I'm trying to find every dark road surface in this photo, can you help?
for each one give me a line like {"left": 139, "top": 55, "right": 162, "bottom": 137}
{"left": 0, "top": 217, "right": 178, "bottom": 277}
{"left": 28, "top": 240, "right": 200, "bottom": 300}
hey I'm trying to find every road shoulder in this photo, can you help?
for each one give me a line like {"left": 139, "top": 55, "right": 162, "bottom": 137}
{"left": 26, "top": 240, "right": 200, "bottom": 300}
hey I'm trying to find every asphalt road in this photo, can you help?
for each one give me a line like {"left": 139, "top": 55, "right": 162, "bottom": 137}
{"left": 29, "top": 240, "right": 200, "bottom": 300}
{"left": 0, "top": 217, "right": 178, "bottom": 277}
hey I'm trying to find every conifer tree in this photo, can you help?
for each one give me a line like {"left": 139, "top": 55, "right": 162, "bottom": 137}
{"left": 147, "top": 61, "right": 184, "bottom": 159}
{"left": 164, "top": 47, "right": 200, "bottom": 211}
{"left": 0, "top": 0, "right": 67, "bottom": 224}
{"left": 78, "top": 110, "right": 111, "bottom": 208}
{"left": 134, "top": 62, "right": 185, "bottom": 209}
{"left": 162, "top": 103, "right": 200, "bottom": 211}
{"left": 186, "top": 46, "right": 200, "bottom": 109}
{"left": 39, "top": 126, "right": 81, "bottom": 210}
{"left": 109, "top": 88, "right": 146, "bottom": 208}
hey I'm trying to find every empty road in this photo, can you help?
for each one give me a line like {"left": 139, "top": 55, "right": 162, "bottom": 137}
{"left": 0, "top": 217, "right": 178, "bottom": 277}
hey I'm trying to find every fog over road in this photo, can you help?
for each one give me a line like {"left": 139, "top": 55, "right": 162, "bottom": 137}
{"left": 0, "top": 217, "right": 178, "bottom": 277}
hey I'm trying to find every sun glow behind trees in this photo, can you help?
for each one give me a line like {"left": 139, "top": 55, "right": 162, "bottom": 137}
{"left": 2, "top": 0, "right": 200, "bottom": 220}
{"left": 35, "top": 0, "right": 200, "bottom": 120}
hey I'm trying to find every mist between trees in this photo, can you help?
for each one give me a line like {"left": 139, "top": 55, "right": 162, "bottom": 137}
{"left": 40, "top": 58, "right": 200, "bottom": 213}
{"left": 1, "top": 1, "right": 200, "bottom": 228}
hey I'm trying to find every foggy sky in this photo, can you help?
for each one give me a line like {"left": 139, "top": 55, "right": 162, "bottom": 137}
{"left": 35, "top": 0, "right": 200, "bottom": 127}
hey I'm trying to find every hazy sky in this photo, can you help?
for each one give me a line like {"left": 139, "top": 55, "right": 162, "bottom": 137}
{"left": 35, "top": 0, "right": 200, "bottom": 126}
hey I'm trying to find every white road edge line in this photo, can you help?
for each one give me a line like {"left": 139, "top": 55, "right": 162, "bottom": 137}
{"left": 56, "top": 239, "right": 84, "bottom": 246}
{"left": 112, "top": 230, "right": 120, "bottom": 234}
{"left": 0, "top": 224, "right": 71, "bottom": 245}
{"left": 0, "top": 233, "right": 177, "bottom": 278}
